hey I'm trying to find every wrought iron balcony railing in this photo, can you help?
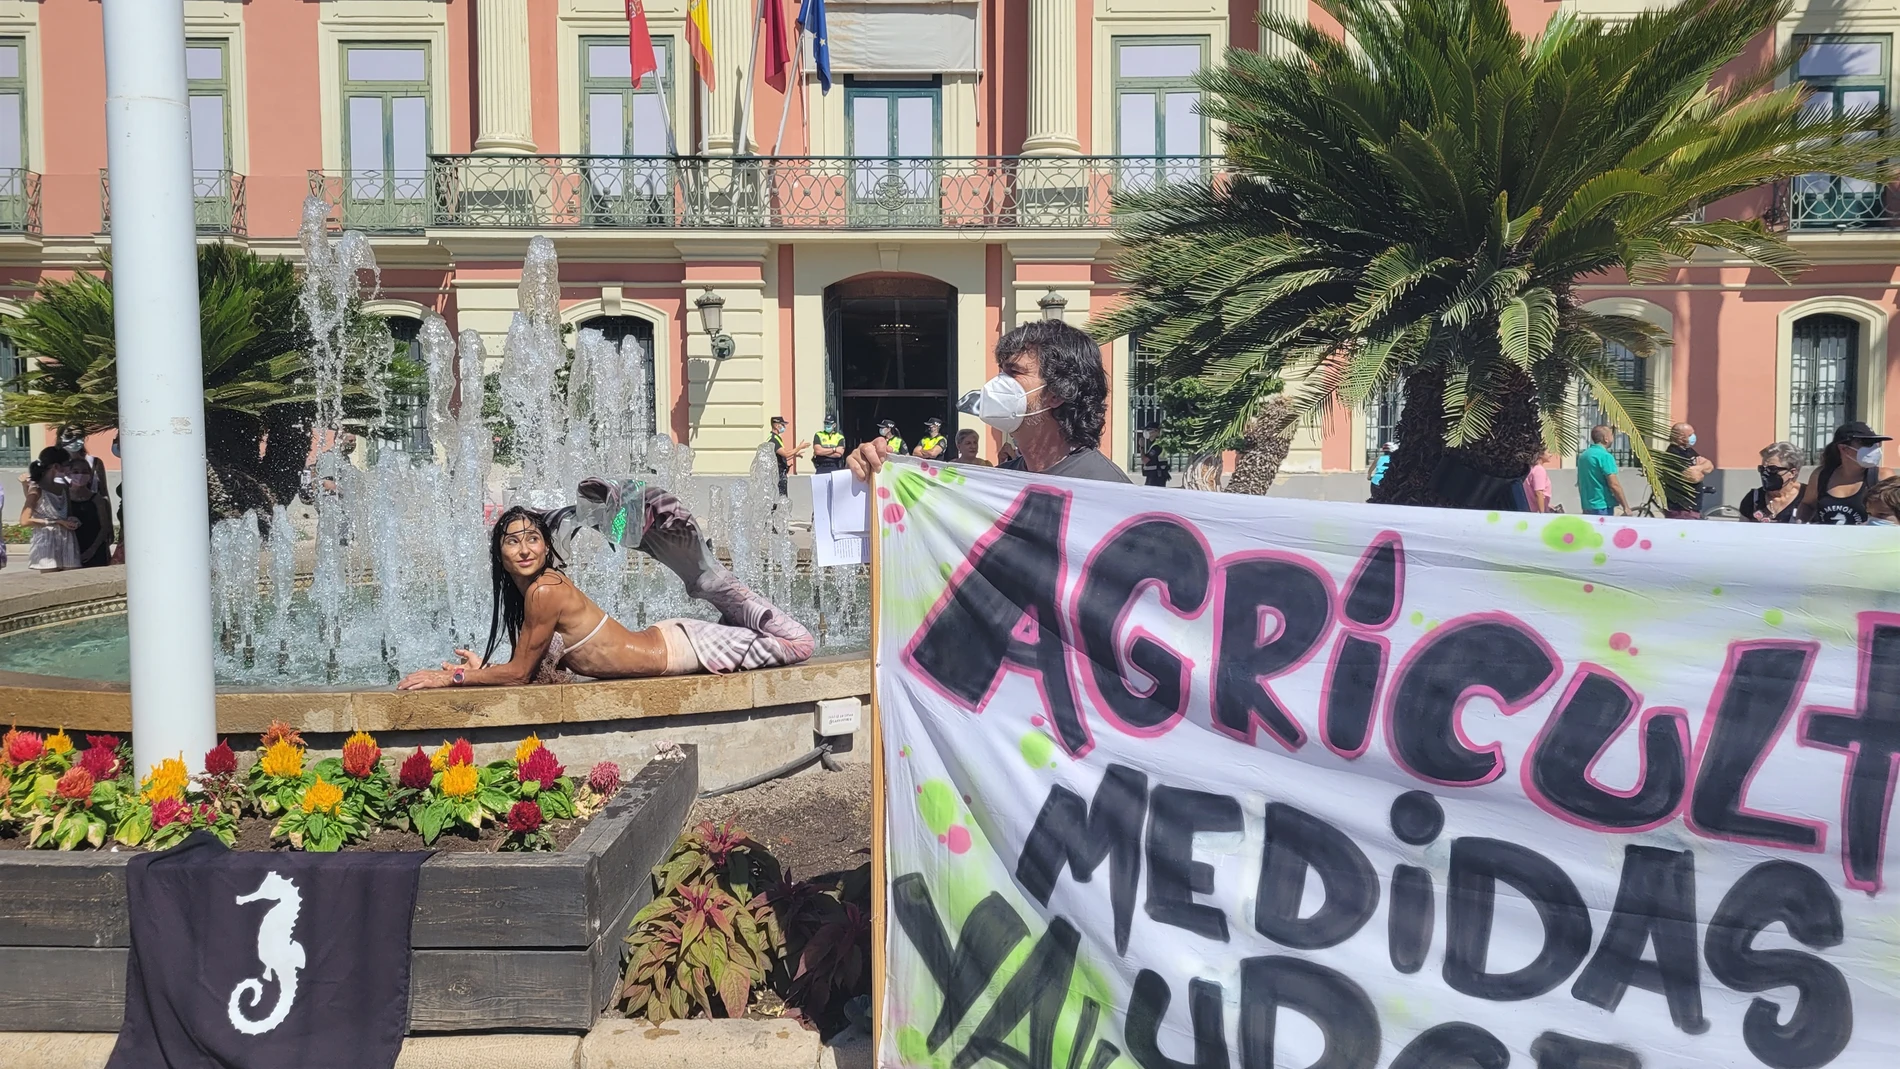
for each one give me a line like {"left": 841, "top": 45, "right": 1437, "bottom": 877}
{"left": 0, "top": 168, "right": 40, "bottom": 235}
{"left": 101, "top": 169, "right": 248, "bottom": 236}
{"left": 1783, "top": 174, "right": 1898, "bottom": 231}
{"left": 310, "top": 155, "right": 1223, "bottom": 233}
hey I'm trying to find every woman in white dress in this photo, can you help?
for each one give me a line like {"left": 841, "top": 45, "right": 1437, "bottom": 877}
{"left": 20, "top": 446, "right": 80, "bottom": 572}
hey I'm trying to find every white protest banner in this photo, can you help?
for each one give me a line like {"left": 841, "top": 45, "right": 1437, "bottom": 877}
{"left": 873, "top": 457, "right": 1900, "bottom": 1069}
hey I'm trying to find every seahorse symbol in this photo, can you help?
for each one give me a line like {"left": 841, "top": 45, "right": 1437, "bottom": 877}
{"left": 227, "top": 871, "right": 306, "bottom": 1036}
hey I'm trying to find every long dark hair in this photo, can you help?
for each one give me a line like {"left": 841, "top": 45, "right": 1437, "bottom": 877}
{"left": 481, "top": 506, "right": 567, "bottom": 663}
{"left": 28, "top": 446, "right": 71, "bottom": 485}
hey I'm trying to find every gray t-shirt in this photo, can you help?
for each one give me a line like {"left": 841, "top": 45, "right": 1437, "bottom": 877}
{"left": 1002, "top": 448, "right": 1131, "bottom": 484}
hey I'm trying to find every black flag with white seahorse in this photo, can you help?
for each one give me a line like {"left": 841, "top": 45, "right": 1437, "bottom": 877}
{"left": 108, "top": 832, "right": 430, "bottom": 1069}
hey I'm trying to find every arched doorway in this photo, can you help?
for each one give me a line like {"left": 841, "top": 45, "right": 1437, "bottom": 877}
{"left": 823, "top": 276, "right": 956, "bottom": 449}
{"left": 1790, "top": 313, "right": 1859, "bottom": 465}
{"left": 576, "top": 314, "right": 658, "bottom": 437}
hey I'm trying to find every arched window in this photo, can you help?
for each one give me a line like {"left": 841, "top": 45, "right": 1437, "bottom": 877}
{"left": 1578, "top": 339, "right": 1646, "bottom": 465}
{"left": 1790, "top": 313, "right": 1859, "bottom": 464}
{"left": 576, "top": 315, "right": 657, "bottom": 437}
{"left": 375, "top": 315, "right": 430, "bottom": 457}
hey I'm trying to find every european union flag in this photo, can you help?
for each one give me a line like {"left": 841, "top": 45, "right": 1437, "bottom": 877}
{"left": 797, "top": 0, "right": 832, "bottom": 93}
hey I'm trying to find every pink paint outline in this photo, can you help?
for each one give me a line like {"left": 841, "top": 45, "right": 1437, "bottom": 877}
{"left": 1339, "top": 530, "right": 1407, "bottom": 630}
{"left": 898, "top": 484, "right": 1077, "bottom": 745}
{"left": 1207, "top": 548, "right": 1339, "bottom": 752}
{"left": 1067, "top": 512, "right": 1214, "bottom": 742}
{"left": 1519, "top": 664, "right": 1690, "bottom": 834}
{"left": 1380, "top": 611, "right": 1563, "bottom": 788}
{"left": 1317, "top": 631, "right": 1393, "bottom": 761}
{"left": 1683, "top": 639, "right": 1829, "bottom": 855}
{"left": 1797, "top": 610, "right": 1900, "bottom": 894}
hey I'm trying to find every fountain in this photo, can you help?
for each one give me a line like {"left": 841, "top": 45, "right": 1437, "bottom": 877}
{"left": 0, "top": 198, "right": 867, "bottom": 689}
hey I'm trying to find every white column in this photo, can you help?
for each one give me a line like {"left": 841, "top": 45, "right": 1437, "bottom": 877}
{"left": 1023, "top": 0, "right": 1081, "bottom": 156}
{"left": 475, "top": 0, "right": 536, "bottom": 153}
{"left": 102, "top": 0, "right": 218, "bottom": 779}
{"left": 706, "top": 0, "right": 755, "bottom": 154}
{"left": 1259, "top": 0, "right": 1304, "bottom": 58}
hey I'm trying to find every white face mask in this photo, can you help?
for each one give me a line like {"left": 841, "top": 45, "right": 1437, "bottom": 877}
{"left": 958, "top": 374, "right": 1048, "bottom": 434}
{"left": 1856, "top": 444, "right": 1884, "bottom": 467}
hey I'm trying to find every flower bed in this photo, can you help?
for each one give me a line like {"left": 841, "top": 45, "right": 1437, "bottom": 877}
{"left": 0, "top": 744, "right": 699, "bottom": 1034}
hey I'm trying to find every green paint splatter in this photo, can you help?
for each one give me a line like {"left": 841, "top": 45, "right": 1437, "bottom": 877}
{"left": 936, "top": 467, "right": 966, "bottom": 486}
{"left": 1409, "top": 610, "right": 1425, "bottom": 626}
{"left": 1516, "top": 520, "right": 1530, "bottom": 531}
{"left": 1540, "top": 516, "right": 1604, "bottom": 553}
{"left": 1593, "top": 552, "right": 1608, "bottom": 565}
{"left": 894, "top": 470, "right": 931, "bottom": 509}
{"left": 1486, "top": 512, "right": 1501, "bottom": 523}
{"left": 1712, "top": 587, "right": 1723, "bottom": 596}
{"left": 1764, "top": 609, "right": 1785, "bottom": 627}
{"left": 918, "top": 780, "right": 958, "bottom": 835}
{"left": 1426, "top": 619, "right": 1441, "bottom": 630}
{"left": 898, "top": 1027, "right": 932, "bottom": 1069}
{"left": 1019, "top": 732, "right": 1054, "bottom": 769}
{"left": 939, "top": 561, "right": 955, "bottom": 580}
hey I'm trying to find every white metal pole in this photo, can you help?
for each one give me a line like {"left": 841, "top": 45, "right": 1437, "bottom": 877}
{"left": 771, "top": 32, "right": 804, "bottom": 156}
{"left": 103, "top": 0, "right": 218, "bottom": 780}
{"left": 734, "top": 0, "right": 766, "bottom": 154}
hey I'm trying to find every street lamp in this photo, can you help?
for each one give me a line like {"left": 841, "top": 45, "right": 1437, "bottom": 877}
{"left": 695, "top": 290, "right": 735, "bottom": 359}
{"left": 1038, "top": 289, "right": 1068, "bottom": 322}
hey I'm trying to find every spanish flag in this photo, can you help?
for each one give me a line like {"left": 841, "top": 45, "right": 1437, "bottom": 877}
{"left": 687, "top": 0, "right": 715, "bottom": 91}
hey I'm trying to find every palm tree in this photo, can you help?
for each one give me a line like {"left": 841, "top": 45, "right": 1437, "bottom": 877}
{"left": 0, "top": 244, "right": 361, "bottom": 520}
{"left": 1093, "top": 0, "right": 1896, "bottom": 507}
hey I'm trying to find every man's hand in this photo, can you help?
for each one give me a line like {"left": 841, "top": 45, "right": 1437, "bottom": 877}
{"left": 847, "top": 438, "right": 892, "bottom": 480}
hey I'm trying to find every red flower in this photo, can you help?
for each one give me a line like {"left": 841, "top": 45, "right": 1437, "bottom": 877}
{"left": 587, "top": 760, "right": 621, "bottom": 795}
{"left": 150, "top": 797, "right": 190, "bottom": 828}
{"left": 203, "top": 740, "right": 237, "bottom": 776}
{"left": 341, "top": 733, "right": 381, "bottom": 778}
{"left": 86, "top": 734, "right": 121, "bottom": 754}
{"left": 446, "top": 738, "right": 475, "bottom": 768}
{"left": 506, "top": 799, "right": 544, "bottom": 834}
{"left": 55, "top": 766, "right": 96, "bottom": 801}
{"left": 516, "top": 746, "right": 564, "bottom": 788}
{"left": 398, "top": 748, "right": 434, "bottom": 790}
{"left": 78, "top": 745, "right": 119, "bottom": 782}
{"left": 4, "top": 729, "right": 44, "bottom": 766}
{"left": 197, "top": 803, "right": 217, "bottom": 824}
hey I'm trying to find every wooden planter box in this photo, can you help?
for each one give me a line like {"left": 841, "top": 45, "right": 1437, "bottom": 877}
{"left": 0, "top": 745, "right": 697, "bottom": 1035}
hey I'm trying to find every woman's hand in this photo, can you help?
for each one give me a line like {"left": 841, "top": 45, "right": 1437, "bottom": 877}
{"left": 58, "top": 518, "right": 79, "bottom": 531}
{"left": 398, "top": 668, "right": 457, "bottom": 691}
{"left": 442, "top": 649, "right": 484, "bottom": 672}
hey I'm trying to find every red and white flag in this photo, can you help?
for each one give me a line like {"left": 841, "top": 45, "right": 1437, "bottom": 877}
{"left": 625, "top": 0, "right": 658, "bottom": 88}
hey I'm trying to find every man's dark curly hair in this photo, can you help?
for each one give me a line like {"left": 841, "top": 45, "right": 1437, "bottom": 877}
{"left": 994, "top": 320, "right": 1107, "bottom": 450}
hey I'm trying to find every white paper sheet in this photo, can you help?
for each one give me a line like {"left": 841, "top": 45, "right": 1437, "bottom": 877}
{"left": 811, "top": 469, "right": 870, "bottom": 566}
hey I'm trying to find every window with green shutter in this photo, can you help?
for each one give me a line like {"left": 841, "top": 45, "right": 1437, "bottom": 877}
{"left": 1113, "top": 37, "right": 1208, "bottom": 190}
{"left": 0, "top": 38, "right": 28, "bottom": 230}
{"left": 1791, "top": 35, "right": 1890, "bottom": 228}
{"left": 186, "top": 39, "right": 235, "bottom": 230}
{"left": 342, "top": 43, "right": 431, "bottom": 229}
{"left": 845, "top": 77, "right": 940, "bottom": 224}
{"left": 580, "top": 36, "right": 676, "bottom": 223}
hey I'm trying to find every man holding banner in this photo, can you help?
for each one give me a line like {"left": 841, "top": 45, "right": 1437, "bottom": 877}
{"left": 849, "top": 321, "right": 1128, "bottom": 484}
{"left": 872, "top": 453, "right": 1899, "bottom": 1068}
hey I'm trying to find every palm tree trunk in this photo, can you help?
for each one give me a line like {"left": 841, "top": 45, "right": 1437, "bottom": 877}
{"left": 1373, "top": 366, "right": 1543, "bottom": 509}
{"left": 1224, "top": 395, "right": 1296, "bottom": 496}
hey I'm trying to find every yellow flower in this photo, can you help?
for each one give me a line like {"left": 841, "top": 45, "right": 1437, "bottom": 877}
{"left": 515, "top": 734, "right": 542, "bottom": 766}
{"left": 440, "top": 763, "right": 479, "bottom": 799}
{"left": 44, "top": 729, "right": 73, "bottom": 756}
{"left": 141, "top": 756, "right": 188, "bottom": 804}
{"left": 259, "top": 738, "right": 303, "bottom": 780}
{"left": 430, "top": 743, "right": 451, "bottom": 772}
{"left": 300, "top": 776, "right": 344, "bottom": 815}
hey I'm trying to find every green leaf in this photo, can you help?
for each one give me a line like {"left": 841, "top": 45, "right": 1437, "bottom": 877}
{"left": 115, "top": 809, "right": 151, "bottom": 846}
{"left": 414, "top": 802, "right": 447, "bottom": 845}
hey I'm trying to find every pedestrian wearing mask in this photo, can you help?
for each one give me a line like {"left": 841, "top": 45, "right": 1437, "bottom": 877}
{"left": 913, "top": 418, "right": 947, "bottom": 460}
{"left": 1800, "top": 421, "right": 1891, "bottom": 525}
{"left": 20, "top": 446, "right": 80, "bottom": 571}
{"left": 1662, "top": 423, "right": 1714, "bottom": 520}
{"left": 811, "top": 416, "right": 846, "bottom": 474}
{"left": 57, "top": 426, "right": 113, "bottom": 566}
{"left": 1867, "top": 478, "right": 1900, "bottom": 526}
{"left": 1740, "top": 442, "right": 1804, "bottom": 523}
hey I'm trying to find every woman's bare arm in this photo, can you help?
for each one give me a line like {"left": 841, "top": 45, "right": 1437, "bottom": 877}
{"left": 400, "top": 578, "right": 572, "bottom": 689}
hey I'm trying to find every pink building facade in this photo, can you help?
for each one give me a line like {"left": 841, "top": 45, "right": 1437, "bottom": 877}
{"left": 0, "top": 0, "right": 1892, "bottom": 501}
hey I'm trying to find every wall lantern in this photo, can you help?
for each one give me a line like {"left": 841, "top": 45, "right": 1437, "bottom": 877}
{"left": 1038, "top": 289, "right": 1068, "bottom": 323}
{"left": 695, "top": 290, "right": 735, "bottom": 359}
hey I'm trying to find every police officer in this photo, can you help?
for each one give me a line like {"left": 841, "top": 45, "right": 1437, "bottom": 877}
{"left": 914, "top": 417, "right": 947, "bottom": 459}
{"left": 812, "top": 415, "right": 846, "bottom": 474}
{"left": 877, "top": 419, "right": 906, "bottom": 456}
{"left": 770, "top": 416, "right": 808, "bottom": 497}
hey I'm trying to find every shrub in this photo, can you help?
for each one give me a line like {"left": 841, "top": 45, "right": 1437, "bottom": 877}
{"left": 619, "top": 823, "right": 783, "bottom": 1021}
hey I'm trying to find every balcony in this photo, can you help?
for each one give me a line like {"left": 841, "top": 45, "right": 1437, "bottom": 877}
{"left": 309, "top": 155, "right": 1222, "bottom": 233}
{"left": 1783, "top": 174, "right": 1898, "bottom": 231}
{"left": 101, "top": 169, "right": 247, "bottom": 236}
{"left": 0, "top": 168, "right": 40, "bottom": 235}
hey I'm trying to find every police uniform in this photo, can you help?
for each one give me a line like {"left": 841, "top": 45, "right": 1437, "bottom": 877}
{"left": 881, "top": 426, "right": 906, "bottom": 454}
{"left": 813, "top": 427, "right": 845, "bottom": 473}
{"left": 917, "top": 426, "right": 946, "bottom": 458}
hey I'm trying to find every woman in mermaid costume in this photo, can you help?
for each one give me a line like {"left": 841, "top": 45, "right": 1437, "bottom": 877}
{"left": 398, "top": 483, "right": 813, "bottom": 689}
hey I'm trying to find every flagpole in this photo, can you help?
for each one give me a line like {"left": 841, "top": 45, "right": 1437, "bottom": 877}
{"left": 735, "top": 0, "right": 766, "bottom": 154}
{"left": 654, "top": 55, "right": 680, "bottom": 157}
{"left": 771, "top": 30, "right": 804, "bottom": 156}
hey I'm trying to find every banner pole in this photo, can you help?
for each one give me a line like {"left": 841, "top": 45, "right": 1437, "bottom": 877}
{"left": 868, "top": 464, "right": 886, "bottom": 1060}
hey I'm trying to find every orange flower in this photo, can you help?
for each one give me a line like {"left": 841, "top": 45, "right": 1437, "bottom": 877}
{"left": 341, "top": 732, "right": 381, "bottom": 778}
{"left": 440, "top": 763, "right": 479, "bottom": 799}
{"left": 260, "top": 720, "right": 305, "bottom": 750}
{"left": 259, "top": 738, "right": 303, "bottom": 780}
{"left": 301, "top": 776, "right": 344, "bottom": 814}
{"left": 514, "top": 734, "right": 543, "bottom": 766}
{"left": 140, "top": 756, "right": 189, "bottom": 804}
